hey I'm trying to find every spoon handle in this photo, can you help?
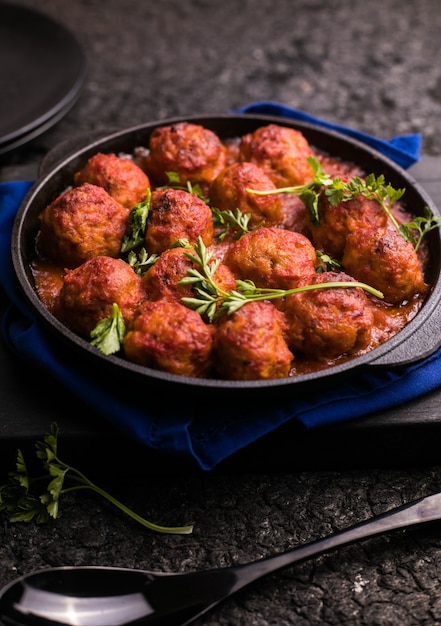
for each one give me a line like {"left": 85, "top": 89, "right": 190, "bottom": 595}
{"left": 231, "top": 491, "right": 441, "bottom": 588}
{"left": 142, "top": 491, "right": 441, "bottom": 626}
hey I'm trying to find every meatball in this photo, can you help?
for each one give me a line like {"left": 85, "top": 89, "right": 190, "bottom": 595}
{"left": 38, "top": 183, "right": 129, "bottom": 269}
{"left": 142, "top": 246, "right": 236, "bottom": 304}
{"left": 74, "top": 152, "right": 150, "bottom": 209}
{"left": 224, "top": 226, "right": 317, "bottom": 289}
{"left": 123, "top": 300, "right": 214, "bottom": 378}
{"left": 142, "top": 122, "right": 227, "bottom": 192}
{"left": 209, "top": 161, "right": 285, "bottom": 228}
{"left": 342, "top": 227, "right": 428, "bottom": 304}
{"left": 284, "top": 271, "right": 374, "bottom": 359}
{"left": 58, "top": 256, "right": 147, "bottom": 337}
{"left": 213, "top": 301, "right": 293, "bottom": 380}
{"left": 238, "top": 124, "right": 315, "bottom": 187}
{"left": 309, "top": 184, "right": 388, "bottom": 259}
{"left": 145, "top": 188, "right": 214, "bottom": 254}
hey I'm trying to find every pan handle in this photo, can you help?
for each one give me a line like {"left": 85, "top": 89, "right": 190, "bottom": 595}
{"left": 368, "top": 296, "right": 441, "bottom": 367}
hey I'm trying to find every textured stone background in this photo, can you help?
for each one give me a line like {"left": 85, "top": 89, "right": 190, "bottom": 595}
{"left": 2, "top": 0, "right": 441, "bottom": 172}
{"left": 2, "top": 1, "right": 441, "bottom": 624}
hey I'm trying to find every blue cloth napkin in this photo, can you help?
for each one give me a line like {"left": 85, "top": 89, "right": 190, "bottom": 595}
{"left": 236, "top": 101, "right": 422, "bottom": 169}
{"left": 0, "top": 105, "right": 438, "bottom": 471}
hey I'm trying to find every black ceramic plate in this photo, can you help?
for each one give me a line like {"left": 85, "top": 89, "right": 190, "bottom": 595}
{"left": 11, "top": 114, "right": 441, "bottom": 396}
{"left": 0, "top": 3, "right": 87, "bottom": 154}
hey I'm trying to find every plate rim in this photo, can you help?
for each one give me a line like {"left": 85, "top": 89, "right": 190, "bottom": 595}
{"left": 0, "top": 2, "right": 87, "bottom": 149}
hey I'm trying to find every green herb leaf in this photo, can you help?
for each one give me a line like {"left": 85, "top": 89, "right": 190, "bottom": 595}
{"left": 121, "top": 191, "right": 151, "bottom": 253}
{"left": 316, "top": 250, "right": 343, "bottom": 273}
{"left": 0, "top": 422, "right": 193, "bottom": 534}
{"left": 399, "top": 205, "right": 441, "bottom": 251}
{"left": 179, "top": 236, "right": 383, "bottom": 320}
{"left": 90, "top": 303, "right": 126, "bottom": 355}
{"left": 246, "top": 157, "right": 435, "bottom": 246}
{"left": 127, "top": 247, "right": 159, "bottom": 276}
{"left": 211, "top": 206, "right": 257, "bottom": 241}
{"left": 157, "top": 172, "right": 208, "bottom": 202}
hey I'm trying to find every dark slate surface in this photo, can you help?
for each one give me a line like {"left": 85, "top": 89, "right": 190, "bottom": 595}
{"left": 2, "top": 1, "right": 441, "bottom": 624}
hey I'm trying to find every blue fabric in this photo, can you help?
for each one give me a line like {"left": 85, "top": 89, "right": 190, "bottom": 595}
{"left": 236, "top": 101, "right": 422, "bottom": 169}
{"left": 0, "top": 107, "right": 438, "bottom": 471}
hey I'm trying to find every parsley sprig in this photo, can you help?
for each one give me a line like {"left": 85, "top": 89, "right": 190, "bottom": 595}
{"left": 127, "top": 247, "right": 159, "bottom": 276}
{"left": 180, "top": 238, "right": 383, "bottom": 322}
{"left": 90, "top": 302, "right": 125, "bottom": 355}
{"left": 246, "top": 157, "right": 439, "bottom": 247}
{"left": 211, "top": 206, "right": 257, "bottom": 241}
{"left": 0, "top": 423, "right": 193, "bottom": 534}
{"left": 121, "top": 191, "right": 151, "bottom": 253}
{"left": 398, "top": 205, "right": 441, "bottom": 252}
{"left": 158, "top": 172, "right": 208, "bottom": 202}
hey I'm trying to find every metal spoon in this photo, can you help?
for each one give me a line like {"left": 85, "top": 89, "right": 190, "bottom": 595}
{"left": 2, "top": 491, "right": 441, "bottom": 626}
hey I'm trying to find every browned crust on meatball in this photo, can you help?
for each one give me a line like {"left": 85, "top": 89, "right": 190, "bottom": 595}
{"left": 284, "top": 271, "right": 374, "bottom": 359}
{"left": 143, "top": 122, "right": 227, "bottom": 191}
{"left": 309, "top": 187, "right": 388, "bottom": 259}
{"left": 213, "top": 301, "right": 293, "bottom": 380}
{"left": 58, "top": 255, "right": 147, "bottom": 337}
{"left": 38, "top": 183, "right": 129, "bottom": 269}
{"left": 342, "top": 227, "right": 428, "bottom": 303}
{"left": 123, "top": 299, "right": 214, "bottom": 378}
{"left": 238, "top": 124, "right": 315, "bottom": 187}
{"left": 142, "top": 246, "right": 236, "bottom": 304}
{"left": 209, "top": 161, "right": 285, "bottom": 228}
{"left": 145, "top": 188, "right": 214, "bottom": 254}
{"left": 224, "top": 226, "right": 317, "bottom": 289}
{"left": 74, "top": 152, "right": 150, "bottom": 209}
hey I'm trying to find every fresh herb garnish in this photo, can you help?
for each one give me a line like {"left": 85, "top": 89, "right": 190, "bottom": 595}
{"left": 0, "top": 423, "right": 193, "bottom": 534}
{"left": 90, "top": 302, "right": 125, "bottom": 355}
{"left": 179, "top": 237, "right": 383, "bottom": 321}
{"left": 127, "top": 247, "right": 159, "bottom": 276}
{"left": 246, "top": 157, "right": 439, "bottom": 248}
{"left": 315, "top": 250, "right": 343, "bottom": 273}
{"left": 211, "top": 206, "right": 258, "bottom": 241}
{"left": 158, "top": 172, "right": 208, "bottom": 202}
{"left": 398, "top": 205, "right": 441, "bottom": 252}
{"left": 121, "top": 191, "right": 151, "bottom": 253}
{"left": 179, "top": 238, "right": 223, "bottom": 321}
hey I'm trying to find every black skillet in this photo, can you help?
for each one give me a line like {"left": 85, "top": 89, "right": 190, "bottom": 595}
{"left": 10, "top": 113, "right": 441, "bottom": 398}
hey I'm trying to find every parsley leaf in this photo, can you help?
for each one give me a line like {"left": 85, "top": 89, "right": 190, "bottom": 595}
{"left": 211, "top": 206, "right": 258, "bottom": 241}
{"left": 127, "top": 247, "right": 159, "bottom": 276}
{"left": 180, "top": 237, "right": 383, "bottom": 321}
{"left": 0, "top": 423, "right": 193, "bottom": 534}
{"left": 90, "top": 303, "right": 126, "bottom": 355}
{"left": 121, "top": 191, "right": 151, "bottom": 253}
{"left": 158, "top": 172, "right": 209, "bottom": 202}
{"left": 399, "top": 205, "right": 441, "bottom": 252}
{"left": 246, "top": 156, "right": 438, "bottom": 248}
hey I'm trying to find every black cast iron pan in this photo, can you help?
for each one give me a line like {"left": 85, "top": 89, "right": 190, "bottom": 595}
{"left": 11, "top": 113, "right": 441, "bottom": 398}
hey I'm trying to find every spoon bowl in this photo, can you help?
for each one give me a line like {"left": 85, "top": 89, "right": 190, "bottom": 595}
{"left": 2, "top": 491, "right": 441, "bottom": 625}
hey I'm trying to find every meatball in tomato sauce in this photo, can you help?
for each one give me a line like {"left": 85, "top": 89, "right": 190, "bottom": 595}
{"left": 58, "top": 256, "right": 147, "bottom": 338}
{"left": 308, "top": 182, "right": 388, "bottom": 259}
{"left": 145, "top": 188, "right": 214, "bottom": 254}
{"left": 142, "top": 246, "right": 236, "bottom": 305}
{"left": 342, "top": 227, "right": 428, "bottom": 304}
{"left": 213, "top": 301, "right": 293, "bottom": 380}
{"left": 284, "top": 271, "right": 374, "bottom": 359}
{"left": 74, "top": 152, "right": 150, "bottom": 209}
{"left": 209, "top": 161, "right": 285, "bottom": 228}
{"left": 38, "top": 183, "right": 129, "bottom": 269}
{"left": 238, "top": 124, "right": 315, "bottom": 187}
{"left": 142, "top": 122, "right": 227, "bottom": 192}
{"left": 224, "top": 226, "right": 317, "bottom": 289}
{"left": 123, "top": 299, "right": 214, "bottom": 378}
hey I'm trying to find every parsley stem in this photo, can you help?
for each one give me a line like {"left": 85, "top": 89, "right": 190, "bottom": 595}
{"left": 55, "top": 457, "right": 193, "bottom": 535}
{"left": 219, "top": 280, "right": 384, "bottom": 316}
